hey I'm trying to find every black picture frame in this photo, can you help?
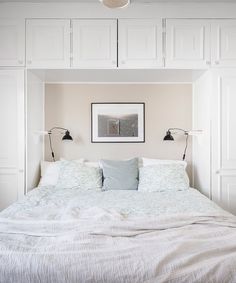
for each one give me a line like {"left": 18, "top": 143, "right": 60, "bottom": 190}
{"left": 91, "top": 102, "right": 145, "bottom": 143}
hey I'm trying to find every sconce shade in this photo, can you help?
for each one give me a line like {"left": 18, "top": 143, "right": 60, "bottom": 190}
{"left": 62, "top": 130, "right": 73, "bottom": 141}
{"left": 163, "top": 130, "right": 174, "bottom": 141}
{"left": 100, "top": 0, "right": 130, "bottom": 8}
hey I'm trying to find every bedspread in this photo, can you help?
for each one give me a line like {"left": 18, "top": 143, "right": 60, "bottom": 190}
{"left": 0, "top": 187, "right": 235, "bottom": 283}
{"left": 0, "top": 209, "right": 236, "bottom": 283}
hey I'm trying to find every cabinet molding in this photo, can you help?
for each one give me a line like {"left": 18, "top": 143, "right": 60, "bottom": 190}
{"left": 72, "top": 19, "right": 117, "bottom": 68}
{"left": 166, "top": 19, "right": 211, "bottom": 69}
{"left": 0, "top": 19, "right": 25, "bottom": 67}
{"left": 118, "top": 19, "right": 163, "bottom": 68}
{"left": 26, "top": 19, "right": 71, "bottom": 68}
{"left": 211, "top": 20, "right": 236, "bottom": 67}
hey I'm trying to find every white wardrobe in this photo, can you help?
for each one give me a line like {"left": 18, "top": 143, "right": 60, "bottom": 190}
{"left": 1, "top": 2, "right": 236, "bottom": 214}
{"left": 0, "top": 70, "right": 25, "bottom": 210}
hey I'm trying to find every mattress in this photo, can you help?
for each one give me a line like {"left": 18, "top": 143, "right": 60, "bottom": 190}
{"left": 0, "top": 186, "right": 236, "bottom": 283}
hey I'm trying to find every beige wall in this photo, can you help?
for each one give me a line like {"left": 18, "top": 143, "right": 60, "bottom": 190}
{"left": 45, "top": 84, "right": 192, "bottom": 178}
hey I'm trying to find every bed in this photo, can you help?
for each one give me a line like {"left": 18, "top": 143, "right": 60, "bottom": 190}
{"left": 0, "top": 185, "right": 236, "bottom": 283}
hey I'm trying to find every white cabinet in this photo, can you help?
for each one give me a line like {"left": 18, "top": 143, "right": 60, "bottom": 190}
{"left": 26, "top": 19, "right": 70, "bottom": 68}
{"left": 211, "top": 69, "right": 236, "bottom": 214}
{"left": 72, "top": 19, "right": 117, "bottom": 68}
{"left": 166, "top": 19, "right": 211, "bottom": 68}
{"left": 0, "top": 70, "right": 25, "bottom": 210}
{"left": 0, "top": 19, "right": 25, "bottom": 67}
{"left": 118, "top": 19, "right": 163, "bottom": 68}
{"left": 211, "top": 20, "right": 236, "bottom": 67}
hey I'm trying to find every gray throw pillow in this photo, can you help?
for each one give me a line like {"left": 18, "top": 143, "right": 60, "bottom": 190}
{"left": 100, "top": 158, "right": 139, "bottom": 190}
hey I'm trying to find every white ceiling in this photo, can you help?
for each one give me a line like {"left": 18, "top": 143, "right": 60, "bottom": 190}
{"left": 0, "top": 0, "right": 235, "bottom": 2}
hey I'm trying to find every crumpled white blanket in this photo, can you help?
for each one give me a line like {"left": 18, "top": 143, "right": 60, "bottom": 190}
{"left": 0, "top": 207, "right": 236, "bottom": 283}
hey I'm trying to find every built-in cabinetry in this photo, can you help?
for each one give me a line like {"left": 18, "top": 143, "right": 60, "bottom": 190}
{"left": 165, "top": 19, "right": 211, "bottom": 68}
{"left": 166, "top": 19, "right": 236, "bottom": 68}
{"left": 118, "top": 19, "right": 163, "bottom": 68}
{"left": 72, "top": 19, "right": 117, "bottom": 68}
{"left": 1, "top": 18, "right": 236, "bottom": 69}
{"left": 0, "top": 19, "right": 25, "bottom": 67}
{"left": 211, "top": 20, "right": 236, "bottom": 67}
{"left": 211, "top": 69, "right": 236, "bottom": 215}
{"left": 0, "top": 70, "right": 25, "bottom": 210}
{"left": 26, "top": 19, "right": 71, "bottom": 68}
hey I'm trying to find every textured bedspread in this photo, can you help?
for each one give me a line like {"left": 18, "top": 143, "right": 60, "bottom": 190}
{"left": 0, "top": 187, "right": 236, "bottom": 283}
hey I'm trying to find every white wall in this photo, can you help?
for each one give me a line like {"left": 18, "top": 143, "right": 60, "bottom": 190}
{"left": 45, "top": 83, "right": 193, "bottom": 179}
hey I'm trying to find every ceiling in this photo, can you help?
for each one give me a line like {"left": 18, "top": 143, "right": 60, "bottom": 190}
{"left": 0, "top": 0, "right": 235, "bottom": 2}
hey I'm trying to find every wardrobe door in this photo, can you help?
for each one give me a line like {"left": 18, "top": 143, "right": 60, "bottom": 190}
{"left": 118, "top": 19, "right": 163, "bottom": 68}
{"left": 212, "top": 69, "right": 236, "bottom": 215}
{"left": 166, "top": 19, "right": 211, "bottom": 68}
{"left": 211, "top": 20, "right": 236, "bottom": 67}
{"left": 72, "top": 19, "right": 117, "bottom": 68}
{"left": 0, "top": 70, "right": 25, "bottom": 210}
{"left": 0, "top": 19, "right": 25, "bottom": 67}
{"left": 26, "top": 19, "right": 70, "bottom": 68}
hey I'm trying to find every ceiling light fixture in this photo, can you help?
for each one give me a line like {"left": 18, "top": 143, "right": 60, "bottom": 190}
{"left": 99, "top": 0, "right": 130, "bottom": 9}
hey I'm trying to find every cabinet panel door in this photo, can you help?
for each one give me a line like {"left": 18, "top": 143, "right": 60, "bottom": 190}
{"left": 220, "top": 176, "right": 236, "bottom": 215}
{"left": 118, "top": 19, "right": 163, "bottom": 68}
{"left": 212, "top": 20, "right": 236, "bottom": 67}
{"left": 212, "top": 70, "right": 236, "bottom": 215}
{"left": 220, "top": 76, "right": 236, "bottom": 170}
{"left": 72, "top": 19, "right": 117, "bottom": 68}
{"left": 0, "top": 19, "right": 25, "bottom": 67}
{"left": 26, "top": 19, "right": 70, "bottom": 68}
{"left": 166, "top": 19, "right": 210, "bottom": 68}
{"left": 0, "top": 70, "right": 25, "bottom": 211}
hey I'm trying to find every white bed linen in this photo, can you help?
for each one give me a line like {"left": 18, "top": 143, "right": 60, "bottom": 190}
{"left": 0, "top": 186, "right": 236, "bottom": 283}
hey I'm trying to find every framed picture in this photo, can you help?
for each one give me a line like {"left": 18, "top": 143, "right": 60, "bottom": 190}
{"left": 91, "top": 103, "right": 145, "bottom": 143}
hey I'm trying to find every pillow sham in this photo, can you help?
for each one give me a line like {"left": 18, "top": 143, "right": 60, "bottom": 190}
{"left": 100, "top": 158, "right": 139, "bottom": 191}
{"left": 39, "top": 161, "right": 61, "bottom": 187}
{"left": 55, "top": 160, "right": 102, "bottom": 190}
{"left": 138, "top": 163, "right": 189, "bottom": 192}
{"left": 142, "top": 157, "right": 187, "bottom": 168}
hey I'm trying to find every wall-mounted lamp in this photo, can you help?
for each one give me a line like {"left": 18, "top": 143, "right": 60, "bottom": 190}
{"left": 99, "top": 0, "right": 130, "bottom": 8}
{"left": 163, "top": 128, "right": 190, "bottom": 161}
{"left": 48, "top": 127, "right": 73, "bottom": 161}
{"left": 163, "top": 128, "right": 203, "bottom": 161}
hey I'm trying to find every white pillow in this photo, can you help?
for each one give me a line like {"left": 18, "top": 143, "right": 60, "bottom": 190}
{"left": 39, "top": 158, "right": 84, "bottom": 187}
{"left": 142, "top": 157, "right": 187, "bottom": 168}
{"left": 56, "top": 160, "right": 102, "bottom": 190}
{"left": 138, "top": 163, "right": 189, "bottom": 192}
{"left": 39, "top": 161, "right": 61, "bottom": 187}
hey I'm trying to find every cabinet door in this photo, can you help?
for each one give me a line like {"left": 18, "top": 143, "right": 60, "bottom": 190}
{"left": 166, "top": 19, "right": 210, "bottom": 68}
{"left": 0, "top": 70, "right": 25, "bottom": 211}
{"left": 0, "top": 19, "right": 25, "bottom": 67}
{"left": 211, "top": 20, "right": 236, "bottom": 67}
{"left": 72, "top": 19, "right": 117, "bottom": 68}
{"left": 118, "top": 19, "right": 163, "bottom": 68}
{"left": 26, "top": 19, "right": 70, "bottom": 68}
{"left": 212, "top": 70, "right": 236, "bottom": 215}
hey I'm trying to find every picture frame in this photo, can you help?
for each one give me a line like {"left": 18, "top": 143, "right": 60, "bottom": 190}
{"left": 91, "top": 103, "right": 145, "bottom": 143}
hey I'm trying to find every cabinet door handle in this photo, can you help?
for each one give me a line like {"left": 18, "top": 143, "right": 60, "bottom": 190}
{"left": 27, "top": 60, "right": 32, "bottom": 65}
{"left": 112, "top": 60, "right": 117, "bottom": 65}
{"left": 215, "top": 61, "right": 220, "bottom": 65}
{"left": 121, "top": 60, "right": 125, "bottom": 65}
{"left": 18, "top": 60, "right": 24, "bottom": 65}
{"left": 19, "top": 169, "right": 24, "bottom": 173}
{"left": 206, "top": 61, "right": 211, "bottom": 66}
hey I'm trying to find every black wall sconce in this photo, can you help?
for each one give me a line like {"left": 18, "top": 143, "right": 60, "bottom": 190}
{"left": 48, "top": 127, "right": 73, "bottom": 161}
{"left": 163, "top": 128, "right": 189, "bottom": 161}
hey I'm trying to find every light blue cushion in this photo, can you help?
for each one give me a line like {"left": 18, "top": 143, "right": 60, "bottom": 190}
{"left": 100, "top": 158, "right": 139, "bottom": 191}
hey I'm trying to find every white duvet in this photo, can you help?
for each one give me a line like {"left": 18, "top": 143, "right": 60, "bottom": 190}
{"left": 0, "top": 187, "right": 236, "bottom": 283}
